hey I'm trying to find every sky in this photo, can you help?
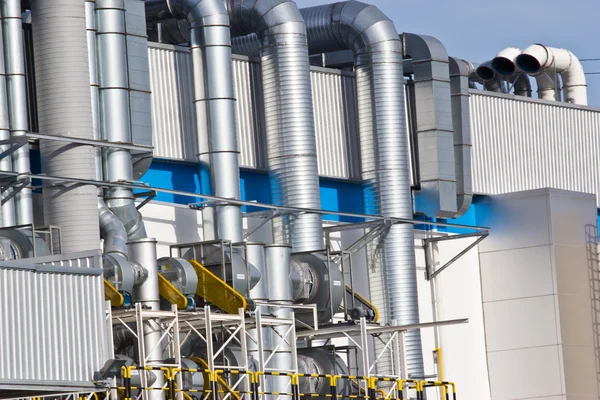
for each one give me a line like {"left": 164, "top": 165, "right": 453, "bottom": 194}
{"left": 294, "top": 0, "right": 600, "bottom": 107}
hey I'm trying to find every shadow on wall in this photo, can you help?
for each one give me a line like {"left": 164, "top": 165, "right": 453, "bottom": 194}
{"left": 585, "top": 223, "right": 600, "bottom": 393}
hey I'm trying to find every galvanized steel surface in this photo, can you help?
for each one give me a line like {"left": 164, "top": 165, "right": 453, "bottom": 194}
{"left": 31, "top": 0, "right": 100, "bottom": 253}
{"left": 301, "top": 2, "right": 424, "bottom": 377}
{"left": 0, "top": 251, "right": 107, "bottom": 387}
{"left": 227, "top": 0, "right": 323, "bottom": 252}
{"left": 470, "top": 91, "right": 600, "bottom": 202}
{"left": 148, "top": 43, "right": 359, "bottom": 179}
{"left": 0, "top": 10, "right": 14, "bottom": 227}
{"left": 1, "top": 0, "right": 32, "bottom": 226}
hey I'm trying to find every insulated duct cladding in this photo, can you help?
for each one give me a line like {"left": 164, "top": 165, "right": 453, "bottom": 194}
{"left": 145, "top": 0, "right": 243, "bottom": 243}
{"left": 30, "top": 0, "right": 100, "bottom": 253}
{"left": 300, "top": 1, "right": 424, "bottom": 377}
{"left": 227, "top": 0, "right": 323, "bottom": 253}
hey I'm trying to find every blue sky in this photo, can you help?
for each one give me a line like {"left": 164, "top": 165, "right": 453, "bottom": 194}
{"left": 295, "top": 0, "right": 600, "bottom": 107}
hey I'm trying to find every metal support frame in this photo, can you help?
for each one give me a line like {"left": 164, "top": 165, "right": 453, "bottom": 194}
{"left": 112, "top": 303, "right": 181, "bottom": 400}
{"left": 26, "top": 131, "right": 154, "bottom": 154}
{"left": 135, "top": 190, "right": 157, "bottom": 210}
{"left": 423, "top": 232, "right": 489, "bottom": 280}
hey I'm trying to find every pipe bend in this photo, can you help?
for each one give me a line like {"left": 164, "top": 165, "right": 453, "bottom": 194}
{"left": 98, "top": 198, "right": 128, "bottom": 256}
{"left": 168, "top": 0, "right": 229, "bottom": 24}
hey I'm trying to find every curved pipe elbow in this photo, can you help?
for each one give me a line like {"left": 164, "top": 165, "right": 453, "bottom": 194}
{"left": 516, "top": 44, "right": 587, "bottom": 105}
{"left": 491, "top": 47, "right": 521, "bottom": 76}
{"left": 99, "top": 198, "right": 129, "bottom": 256}
{"left": 108, "top": 201, "right": 147, "bottom": 240}
{"left": 167, "top": 0, "right": 229, "bottom": 25}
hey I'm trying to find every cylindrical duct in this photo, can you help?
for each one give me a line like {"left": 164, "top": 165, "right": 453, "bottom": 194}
{"left": 30, "top": 0, "right": 100, "bottom": 253}
{"left": 96, "top": 0, "right": 147, "bottom": 241}
{"left": 129, "top": 238, "right": 165, "bottom": 394}
{"left": 301, "top": 2, "right": 424, "bottom": 377}
{"left": 1, "top": 0, "right": 32, "bottom": 225}
{"left": 516, "top": 44, "right": 587, "bottom": 105}
{"left": 0, "top": 12, "right": 14, "bottom": 227}
{"left": 265, "top": 244, "right": 294, "bottom": 394}
{"left": 491, "top": 47, "right": 521, "bottom": 76}
{"left": 475, "top": 61, "right": 504, "bottom": 93}
{"left": 227, "top": 0, "right": 323, "bottom": 252}
{"left": 160, "top": 0, "right": 243, "bottom": 243}
{"left": 246, "top": 242, "right": 270, "bottom": 384}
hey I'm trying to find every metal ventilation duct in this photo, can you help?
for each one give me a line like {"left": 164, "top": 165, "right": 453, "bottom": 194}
{"left": 96, "top": 0, "right": 147, "bottom": 241}
{"left": 0, "top": 13, "right": 14, "bottom": 226}
{"left": 516, "top": 44, "right": 587, "bottom": 105}
{"left": 403, "top": 33, "right": 457, "bottom": 218}
{"left": 1, "top": 0, "right": 32, "bottom": 226}
{"left": 30, "top": 0, "right": 100, "bottom": 253}
{"left": 474, "top": 61, "right": 504, "bottom": 93}
{"left": 226, "top": 0, "right": 323, "bottom": 252}
{"left": 300, "top": 1, "right": 424, "bottom": 377}
{"left": 145, "top": 0, "right": 243, "bottom": 242}
{"left": 487, "top": 48, "right": 532, "bottom": 97}
{"left": 448, "top": 58, "right": 473, "bottom": 215}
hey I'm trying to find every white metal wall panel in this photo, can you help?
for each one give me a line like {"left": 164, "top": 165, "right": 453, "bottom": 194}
{"left": 470, "top": 91, "right": 600, "bottom": 205}
{"left": 0, "top": 251, "right": 107, "bottom": 391}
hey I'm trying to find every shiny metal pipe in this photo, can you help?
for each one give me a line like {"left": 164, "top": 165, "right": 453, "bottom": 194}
{"left": 97, "top": 0, "right": 147, "bottom": 240}
{"left": 246, "top": 242, "right": 270, "bottom": 384}
{"left": 227, "top": 0, "right": 323, "bottom": 252}
{"left": 30, "top": 0, "right": 100, "bottom": 253}
{"left": 156, "top": 0, "right": 243, "bottom": 242}
{"left": 265, "top": 244, "right": 293, "bottom": 395}
{"left": 0, "top": 8, "right": 13, "bottom": 227}
{"left": 300, "top": 1, "right": 424, "bottom": 377}
{"left": 129, "top": 238, "right": 165, "bottom": 396}
{"left": 1, "top": 0, "right": 31, "bottom": 225}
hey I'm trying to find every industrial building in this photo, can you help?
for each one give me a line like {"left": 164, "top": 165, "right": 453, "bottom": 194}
{"left": 0, "top": 1, "right": 597, "bottom": 400}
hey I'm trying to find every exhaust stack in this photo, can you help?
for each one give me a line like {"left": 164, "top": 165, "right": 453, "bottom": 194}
{"left": 516, "top": 44, "right": 587, "bottom": 105}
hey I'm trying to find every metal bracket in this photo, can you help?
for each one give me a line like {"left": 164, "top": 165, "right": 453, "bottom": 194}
{"left": 0, "top": 173, "right": 31, "bottom": 206}
{"left": 423, "top": 232, "right": 489, "bottom": 280}
{"left": 0, "top": 136, "right": 28, "bottom": 162}
{"left": 134, "top": 190, "right": 156, "bottom": 210}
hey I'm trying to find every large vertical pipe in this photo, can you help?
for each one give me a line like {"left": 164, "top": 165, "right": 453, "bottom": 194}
{"left": 30, "top": 0, "right": 100, "bottom": 253}
{"left": 247, "top": 242, "right": 271, "bottom": 394}
{"left": 227, "top": 0, "right": 323, "bottom": 252}
{"left": 265, "top": 244, "right": 294, "bottom": 396}
{"left": 300, "top": 2, "right": 424, "bottom": 377}
{"left": 0, "top": 10, "right": 14, "bottom": 227}
{"left": 129, "top": 238, "right": 165, "bottom": 397}
{"left": 97, "top": 0, "right": 147, "bottom": 240}
{"left": 145, "top": 0, "right": 243, "bottom": 243}
{"left": 1, "top": 0, "right": 32, "bottom": 226}
{"left": 87, "top": 0, "right": 129, "bottom": 256}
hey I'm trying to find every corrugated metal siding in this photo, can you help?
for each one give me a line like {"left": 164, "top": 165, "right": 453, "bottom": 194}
{"left": 148, "top": 43, "right": 362, "bottom": 178}
{"left": 311, "top": 67, "right": 361, "bottom": 180}
{"left": 0, "top": 251, "right": 107, "bottom": 390}
{"left": 149, "top": 44, "right": 197, "bottom": 161}
{"left": 470, "top": 91, "right": 600, "bottom": 205}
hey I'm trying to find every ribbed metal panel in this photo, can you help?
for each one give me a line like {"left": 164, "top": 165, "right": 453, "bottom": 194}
{"left": 148, "top": 43, "right": 362, "bottom": 178}
{"left": 470, "top": 91, "right": 600, "bottom": 204}
{"left": 0, "top": 251, "right": 107, "bottom": 391}
{"left": 148, "top": 44, "right": 197, "bottom": 161}
{"left": 231, "top": 56, "right": 266, "bottom": 170}
{"left": 311, "top": 66, "right": 360, "bottom": 180}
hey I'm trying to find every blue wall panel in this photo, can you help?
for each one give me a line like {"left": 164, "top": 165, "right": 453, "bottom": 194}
{"left": 139, "top": 160, "right": 484, "bottom": 230}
